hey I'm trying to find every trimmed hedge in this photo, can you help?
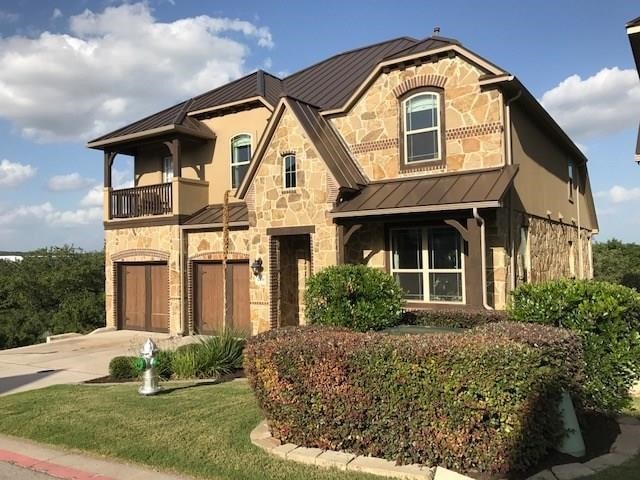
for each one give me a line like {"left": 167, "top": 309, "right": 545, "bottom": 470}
{"left": 404, "top": 308, "right": 507, "bottom": 329}
{"left": 509, "top": 279, "right": 640, "bottom": 412}
{"left": 108, "top": 356, "right": 140, "bottom": 380}
{"left": 245, "top": 324, "right": 580, "bottom": 474}
{"left": 304, "top": 265, "right": 404, "bottom": 332}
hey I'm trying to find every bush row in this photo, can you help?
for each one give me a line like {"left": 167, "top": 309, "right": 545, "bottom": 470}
{"left": 403, "top": 308, "right": 507, "bottom": 329}
{"left": 509, "top": 279, "right": 640, "bottom": 412}
{"left": 244, "top": 324, "right": 581, "bottom": 474}
{"left": 108, "top": 331, "right": 245, "bottom": 381}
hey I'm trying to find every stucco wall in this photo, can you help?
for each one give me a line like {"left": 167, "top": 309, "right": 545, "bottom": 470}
{"left": 330, "top": 56, "right": 504, "bottom": 180}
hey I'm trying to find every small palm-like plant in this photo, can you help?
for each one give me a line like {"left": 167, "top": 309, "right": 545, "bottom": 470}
{"left": 196, "top": 329, "right": 246, "bottom": 378}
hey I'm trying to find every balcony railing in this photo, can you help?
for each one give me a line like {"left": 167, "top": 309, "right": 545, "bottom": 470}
{"left": 110, "top": 183, "right": 172, "bottom": 219}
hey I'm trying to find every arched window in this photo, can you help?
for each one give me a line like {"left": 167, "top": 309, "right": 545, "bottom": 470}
{"left": 283, "top": 154, "right": 296, "bottom": 189}
{"left": 402, "top": 92, "right": 442, "bottom": 164}
{"left": 231, "top": 134, "right": 252, "bottom": 188}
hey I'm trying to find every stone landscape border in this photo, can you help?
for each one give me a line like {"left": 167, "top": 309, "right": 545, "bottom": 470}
{"left": 250, "top": 416, "right": 640, "bottom": 480}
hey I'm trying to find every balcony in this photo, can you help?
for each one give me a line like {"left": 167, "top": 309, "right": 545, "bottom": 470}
{"left": 110, "top": 183, "right": 172, "bottom": 219}
{"left": 106, "top": 178, "right": 209, "bottom": 221}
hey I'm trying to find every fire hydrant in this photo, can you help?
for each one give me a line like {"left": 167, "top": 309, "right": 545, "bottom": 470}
{"left": 138, "top": 338, "right": 162, "bottom": 396}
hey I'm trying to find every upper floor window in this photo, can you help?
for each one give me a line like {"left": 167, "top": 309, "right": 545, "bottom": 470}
{"left": 162, "top": 156, "right": 173, "bottom": 183}
{"left": 568, "top": 160, "right": 575, "bottom": 201}
{"left": 402, "top": 91, "right": 442, "bottom": 165}
{"left": 231, "top": 134, "right": 252, "bottom": 189}
{"left": 283, "top": 154, "right": 297, "bottom": 189}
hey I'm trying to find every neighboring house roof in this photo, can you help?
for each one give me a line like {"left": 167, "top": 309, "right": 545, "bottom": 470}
{"left": 184, "top": 202, "right": 248, "bottom": 226}
{"left": 331, "top": 166, "right": 518, "bottom": 218}
{"left": 237, "top": 97, "right": 367, "bottom": 198}
{"left": 627, "top": 17, "right": 640, "bottom": 161}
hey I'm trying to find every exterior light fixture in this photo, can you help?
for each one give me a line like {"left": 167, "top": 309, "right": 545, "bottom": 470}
{"left": 251, "top": 258, "right": 264, "bottom": 277}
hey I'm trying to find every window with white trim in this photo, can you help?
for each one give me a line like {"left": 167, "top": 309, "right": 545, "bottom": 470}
{"left": 390, "top": 226, "right": 464, "bottom": 303}
{"left": 403, "top": 92, "right": 442, "bottom": 164}
{"left": 162, "top": 156, "right": 173, "bottom": 183}
{"left": 283, "top": 154, "right": 297, "bottom": 189}
{"left": 568, "top": 160, "right": 575, "bottom": 201}
{"left": 231, "top": 134, "right": 252, "bottom": 188}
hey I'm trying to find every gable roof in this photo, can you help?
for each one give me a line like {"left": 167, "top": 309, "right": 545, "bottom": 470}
{"left": 237, "top": 97, "right": 367, "bottom": 198}
{"left": 331, "top": 166, "right": 518, "bottom": 218}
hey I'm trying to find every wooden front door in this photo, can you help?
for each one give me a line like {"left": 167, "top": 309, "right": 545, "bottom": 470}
{"left": 194, "top": 261, "right": 250, "bottom": 335}
{"left": 119, "top": 263, "right": 169, "bottom": 333}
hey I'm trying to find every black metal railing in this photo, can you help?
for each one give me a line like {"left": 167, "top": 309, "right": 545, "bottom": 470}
{"left": 110, "top": 183, "right": 172, "bottom": 219}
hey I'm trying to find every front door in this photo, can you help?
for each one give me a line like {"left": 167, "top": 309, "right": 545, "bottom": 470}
{"left": 118, "top": 263, "right": 169, "bottom": 333}
{"left": 276, "top": 235, "right": 311, "bottom": 327}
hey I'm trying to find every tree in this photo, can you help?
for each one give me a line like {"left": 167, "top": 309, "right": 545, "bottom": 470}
{"left": 593, "top": 239, "right": 640, "bottom": 289}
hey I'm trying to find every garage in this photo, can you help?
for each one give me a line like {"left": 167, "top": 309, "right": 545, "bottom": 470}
{"left": 194, "top": 261, "right": 250, "bottom": 335}
{"left": 118, "top": 263, "right": 169, "bottom": 333}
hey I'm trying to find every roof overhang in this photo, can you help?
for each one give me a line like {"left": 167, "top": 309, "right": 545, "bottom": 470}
{"left": 330, "top": 200, "right": 502, "bottom": 219}
{"left": 86, "top": 123, "right": 215, "bottom": 150}
{"left": 187, "top": 96, "right": 274, "bottom": 118}
{"left": 321, "top": 44, "right": 508, "bottom": 117}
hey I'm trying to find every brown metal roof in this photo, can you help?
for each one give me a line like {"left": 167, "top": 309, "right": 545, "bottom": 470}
{"left": 287, "top": 98, "right": 367, "bottom": 189}
{"left": 184, "top": 202, "right": 248, "bottom": 226}
{"left": 331, "top": 166, "right": 518, "bottom": 217}
{"left": 282, "top": 37, "right": 417, "bottom": 109}
{"left": 382, "top": 37, "right": 460, "bottom": 61}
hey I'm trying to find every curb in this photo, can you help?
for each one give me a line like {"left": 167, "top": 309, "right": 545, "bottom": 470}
{"left": 0, "top": 448, "right": 116, "bottom": 480}
{"left": 250, "top": 416, "right": 640, "bottom": 480}
{"left": 45, "top": 333, "right": 82, "bottom": 344}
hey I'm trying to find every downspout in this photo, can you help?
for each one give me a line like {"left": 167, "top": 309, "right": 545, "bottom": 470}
{"left": 473, "top": 207, "right": 493, "bottom": 310}
{"left": 577, "top": 177, "right": 583, "bottom": 279}
{"left": 504, "top": 88, "right": 521, "bottom": 295}
{"left": 179, "top": 224, "right": 185, "bottom": 335}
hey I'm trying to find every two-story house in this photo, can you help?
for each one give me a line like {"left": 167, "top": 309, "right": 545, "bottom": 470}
{"left": 88, "top": 34, "right": 598, "bottom": 336}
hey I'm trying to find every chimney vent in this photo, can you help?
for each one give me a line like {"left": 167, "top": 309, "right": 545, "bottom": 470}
{"left": 433, "top": 26, "right": 440, "bottom": 36}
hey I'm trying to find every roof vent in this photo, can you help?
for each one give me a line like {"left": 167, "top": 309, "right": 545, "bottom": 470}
{"left": 433, "top": 26, "right": 440, "bottom": 36}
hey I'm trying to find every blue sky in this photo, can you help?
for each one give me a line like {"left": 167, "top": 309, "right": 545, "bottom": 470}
{"left": 0, "top": 0, "right": 638, "bottom": 251}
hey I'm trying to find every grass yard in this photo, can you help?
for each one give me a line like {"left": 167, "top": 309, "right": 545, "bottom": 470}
{"left": 0, "top": 380, "right": 378, "bottom": 480}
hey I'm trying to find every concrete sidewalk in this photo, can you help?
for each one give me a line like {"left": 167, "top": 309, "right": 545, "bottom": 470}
{"left": 0, "top": 434, "right": 194, "bottom": 480}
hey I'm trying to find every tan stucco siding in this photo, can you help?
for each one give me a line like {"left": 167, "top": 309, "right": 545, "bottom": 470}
{"left": 247, "top": 108, "right": 339, "bottom": 333}
{"left": 330, "top": 56, "right": 504, "bottom": 180}
{"left": 510, "top": 105, "right": 597, "bottom": 231}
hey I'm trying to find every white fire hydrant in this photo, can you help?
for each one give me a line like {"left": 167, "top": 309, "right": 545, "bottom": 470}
{"left": 138, "top": 338, "right": 162, "bottom": 396}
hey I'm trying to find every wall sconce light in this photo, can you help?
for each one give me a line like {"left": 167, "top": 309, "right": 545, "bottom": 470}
{"left": 251, "top": 258, "right": 264, "bottom": 277}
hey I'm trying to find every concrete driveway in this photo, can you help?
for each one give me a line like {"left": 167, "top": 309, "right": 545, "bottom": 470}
{"left": 0, "top": 330, "right": 190, "bottom": 396}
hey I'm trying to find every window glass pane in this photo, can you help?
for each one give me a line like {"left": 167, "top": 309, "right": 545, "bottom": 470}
{"left": 429, "top": 272, "right": 462, "bottom": 302}
{"left": 162, "top": 156, "right": 173, "bottom": 183}
{"left": 429, "top": 228, "right": 461, "bottom": 269}
{"left": 284, "top": 155, "right": 295, "bottom": 174}
{"left": 233, "top": 144, "right": 251, "bottom": 164}
{"left": 406, "top": 94, "right": 438, "bottom": 131}
{"left": 392, "top": 229, "right": 422, "bottom": 269}
{"left": 407, "top": 130, "right": 438, "bottom": 162}
{"left": 394, "top": 272, "right": 423, "bottom": 300}
{"left": 231, "top": 163, "right": 249, "bottom": 188}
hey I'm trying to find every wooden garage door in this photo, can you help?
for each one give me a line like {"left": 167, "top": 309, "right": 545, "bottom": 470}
{"left": 194, "top": 261, "right": 250, "bottom": 335}
{"left": 119, "top": 263, "right": 169, "bottom": 333}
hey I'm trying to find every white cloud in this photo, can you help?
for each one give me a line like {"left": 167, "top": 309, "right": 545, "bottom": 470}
{"left": 0, "top": 202, "right": 102, "bottom": 227}
{"left": 597, "top": 185, "right": 640, "bottom": 204}
{"left": 51, "top": 8, "right": 63, "bottom": 21}
{"left": 48, "top": 172, "right": 94, "bottom": 191}
{"left": 0, "top": 2, "right": 273, "bottom": 142}
{"left": 540, "top": 67, "right": 640, "bottom": 141}
{"left": 0, "top": 159, "right": 36, "bottom": 187}
{"left": 81, "top": 184, "right": 103, "bottom": 206}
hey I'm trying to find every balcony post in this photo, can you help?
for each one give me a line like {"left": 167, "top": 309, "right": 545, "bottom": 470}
{"left": 171, "top": 138, "right": 181, "bottom": 179}
{"left": 103, "top": 151, "right": 116, "bottom": 188}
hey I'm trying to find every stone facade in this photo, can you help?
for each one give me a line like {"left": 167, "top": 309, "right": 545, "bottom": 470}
{"left": 247, "top": 108, "right": 340, "bottom": 332}
{"left": 330, "top": 56, "right": 504, "bottom": 180}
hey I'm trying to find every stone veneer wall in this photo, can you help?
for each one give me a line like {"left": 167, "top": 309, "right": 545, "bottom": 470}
{"left": 330, "top": 56, "right": 504, "bottom": 180}
{"left": 526, "top": 216, "right": 592, "bottom": 283}
{"left": 248, "top": 108, "right": 339, "bottom": 333}
{"left": 105, "top": 225, "right": 181, "bottom": 334}
{"left": 344, "top": 223, "right": 386, "bottom": 268}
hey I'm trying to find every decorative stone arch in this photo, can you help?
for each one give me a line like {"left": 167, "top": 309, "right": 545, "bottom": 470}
{"left": 111, "top": 249, "right": 169, "bottom": 262}
{"left": 187, "top": 251, "right": 250, "bottom": 334}
{"left": 392, "top": 74, "right": 448, "bottom": 98}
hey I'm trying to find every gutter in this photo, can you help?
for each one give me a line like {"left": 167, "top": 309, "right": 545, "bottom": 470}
{"left": 504, "top": 88, "right": 521, "bottom": 296}
{"left": 473, "top": 207, "right": 493, "bottom": 310}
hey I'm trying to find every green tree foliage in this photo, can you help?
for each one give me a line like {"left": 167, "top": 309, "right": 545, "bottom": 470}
{"left": 0, "top": 246, "right": 105, "bottom": 349}
{"left": 593, "top": 239, "right": 640, "bottom": 289}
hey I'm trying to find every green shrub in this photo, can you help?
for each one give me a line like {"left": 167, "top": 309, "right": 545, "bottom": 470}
{"left": 304, "top": 265, "right": 404, "bottom": 332}
{"left": 404, "top": 308, "right": 507, "bottom": 329}
{"left": 108, "top": 356, "right": 139, "bottom": 380}
{"left": 154, "top": 349, "right": 174, "bottom": 380}
{"left": 171, "top": 330, "right": 245, "bottom": 379}
{"left": 508, "top": 279, "right": 640, "bottom": 412}
{"left": 245, "top": 325, "right": 579, "bottom": 474}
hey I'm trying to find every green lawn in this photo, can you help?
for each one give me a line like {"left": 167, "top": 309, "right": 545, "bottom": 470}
{"left": 0, "top": 382, "right": 638, "bottom": 480}
{"left": 0, "top": 381, "right": 378, "bottom": 480}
